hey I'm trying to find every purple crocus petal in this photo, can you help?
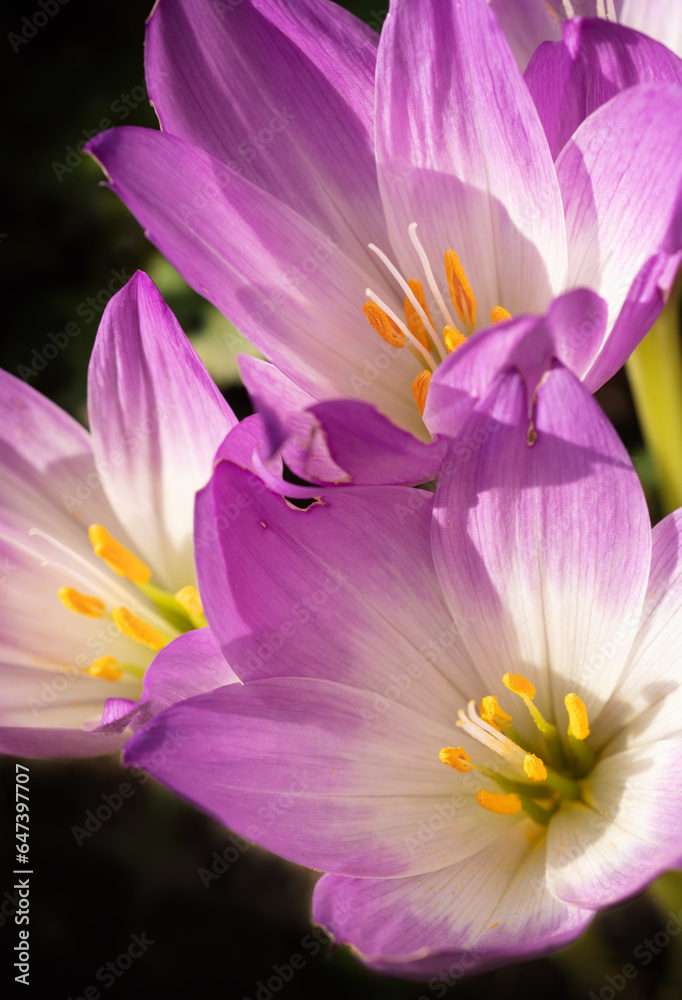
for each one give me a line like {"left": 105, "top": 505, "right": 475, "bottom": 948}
{"left": 0, "top": 368, "right": 123, "bottom": 538}
{"left": 134, "top": 628, "right": 239, "bottom": 727}
{"left": 525, "top": 19, "right": 682, "bottom": 161}
{"left": 593, "top": 509, "right": 682, "bottom": 750}
{"left": 307, "top": 400, "right": 448, "bottom": 486}
{"left": 558, "top": 83, "right": 682, "bottom": 340}
{"left": 619, "top": 0, "right": 682, "bottom": 59}
{"left": 546, "top": 738, "right": 682, "bottom": 909}
{"left": 125, "top": 676, "right": 515, "bottom": 878}
{"left": 313, "top": 820, "right": 593, "bottom": 977}
{"left": 238, "top": 356, "right": 350, "bottom": 484}
{"left": 376, "top": 0, "right": 567, "bottom": 324}
{"left": 432, "top": 364, "right": 651, "bottom": 733}
{"left": 427, "top": 288, "right": 609, "bottom": 439}
{"left": 488, "top": 0, "right": 562, "bottom": 70}
{"left": 0, "top": 724, "right": 126, "bottom": 758}
{"left": 88, "top": 271, "right": 237, "bottom": 592}
{"left": 195, "top": 461, "right": 483, "bottom": 712}
{"left": 146, "top": 0, "right": 386, "bottom": 261}
{"left": 86, "top": 128, "right": 420, "bottom": 432}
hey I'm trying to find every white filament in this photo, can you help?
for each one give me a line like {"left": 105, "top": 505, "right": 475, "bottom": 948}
{"left": 408, "top": 222, "right": 458, "bottom": 332}
{"left": 367, "top": 242, "right": 447, "bottom": 362}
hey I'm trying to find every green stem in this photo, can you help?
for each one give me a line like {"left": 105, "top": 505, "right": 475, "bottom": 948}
{"left": 626, "top": 278, "right": 682, "bottom": 514}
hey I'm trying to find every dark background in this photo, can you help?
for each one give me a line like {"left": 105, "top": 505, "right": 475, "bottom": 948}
{"left": 1, "top": 1, "right": 679, "bottom": 997}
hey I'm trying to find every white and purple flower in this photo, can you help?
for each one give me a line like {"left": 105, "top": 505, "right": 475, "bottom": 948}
{"left": 86, "top": 0, "right": 682, "bottom": 485}
{"left": 125, "top": 320, "right": 682, "bottom": 975}
{"left": 0, "top": 272, "right": 238, "bottom": 757}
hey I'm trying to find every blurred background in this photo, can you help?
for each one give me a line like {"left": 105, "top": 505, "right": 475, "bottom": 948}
{"left": 1, "top": 0, "right": 680, "bottom": 996}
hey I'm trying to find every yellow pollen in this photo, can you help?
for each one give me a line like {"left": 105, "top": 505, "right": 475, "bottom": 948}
{"left": 523, "top": 754, "right": 548, "bottom": 782}
{"left": 444, "top": 249, "right": 477, "bottom": 328}
{"left": 174, "top": 586, "right": 203, "bottom": 618}
{"left": 565, "top": 693, "right": 590, "bottom": 740}
{"left": 362, "top": 300, "right": 405, "bottom": 349}
{"left": 503, "top": 673, "right": 536, "bottom": 700}
{"left": 411, "top": 370, "right": 431, "bottom": 416}
{"left": 112, "top": 606, "right": 166, "bottom": 651}
{"left": 491, "top": 306, "right": 512, "bottom": 324}
{"left": 480, "top": 695, "right": 512, "bottom": 731}
{"left": 475, "top": 790, "right": 522, "bottom": 816}
{"left": 57, "top": 586, "right": 106, "bottom": 618}
{"left": 443, "top": 325, "right": 467, "bottom": 354}
{"left": 88, "top": 525, "right": 151, "bottom": 584}
{"left": 404, "top": 279, "right": 433, "bottom": 351}
{"left": 87, "top": 655, "right": 122, "bottom": 682}
{"left": 439, "top": 746, "right": 472, "bottom": 772}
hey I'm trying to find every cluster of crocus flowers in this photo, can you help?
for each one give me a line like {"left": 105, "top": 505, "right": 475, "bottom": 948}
{"left": 0, "top": 272, "right": 238, "bottom": 756}
{"left": 5, "top": 0, "right": 682, "bottom": 985}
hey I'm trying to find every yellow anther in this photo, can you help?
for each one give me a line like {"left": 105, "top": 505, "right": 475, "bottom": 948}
{"left": 503, "top": 673, "right": 536, "bottom": 700}
{"left": 362, "top": 300, "right": 405, "bottom": 349}
{"left": 491, "top": 306, "right": 512, "bottom": 324}
{"left": 174, "top": 585, "right": 203, "bottom": 618}
{"left": 403, "top": 279, "right": 433, "bottom": 351}
{"left": 523, "top": 754, "right": 548, "bottom": 782}
{"left": 439, "top": 746, "right": 472, "bottom": 772}
{"left": 565, "top": 693, "right": 590, "bottom": 740}
{"left": 88, "top": 525, "right": 151, "bottom": 584}
{"left": 87, "top": 655, "right": 122, "bottom": 682}
{"left": 444, "top": 249, "right": 477, "bottom": 329}
{"left": 443, "top": 325, "right": 467, "bottom": 354}
{"left": 411, "top": 370, "right": 431, "bottom": 416}
{"left": 480, "top": 695, "right": 512, "bottom": 731}
{"left": 112, "top": 606, "right": 166, "bottom": 651}
{"left": 475, "top": 790, "right": 522, "bottom": 816}
{"left": 57, "top": 586, "right": 106, "bottom": 618}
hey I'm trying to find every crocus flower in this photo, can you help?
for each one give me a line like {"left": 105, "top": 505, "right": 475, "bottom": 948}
{"left": 125, "top": 315, "right": 682, "bottom": 976}
{"left": 0, "top": 272, "right": 238, "bottom": 757}
{"left": 87, "top": 0, "right": 682, "bottom": 485}
{"left": 490, "top": 0, "right": 682, "bottom": 69}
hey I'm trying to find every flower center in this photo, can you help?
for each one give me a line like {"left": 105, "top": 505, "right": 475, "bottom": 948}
{"left": 362, "top": 222, "right": 511, "bottom": 416}
{"left": 440, "top": 672, "right": 595, "bottom": 825}
{"left": 53, "top": 523, "right": 205, "bottom": 683}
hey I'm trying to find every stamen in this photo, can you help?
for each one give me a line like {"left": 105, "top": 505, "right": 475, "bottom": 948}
{"left": 561, "top": 1, "right": 576, "bottom": 18}
{"left": 565, "top": 693, "right": 590, "bottom": 740}
{"left": 456, "top": 700, "right": 527, "bottom": 768}
{"left": 476, "top": 790, "right": 522, "bottom": 816}
{"left": 364, "top": 287, "right": 435, "bottom": 369}
{"left": 362, "top": 300, "right": 405, "bottom": 349}
{"left": 88, "top": 525, "right": 151, "bottom": 584}
{"left": 523, "top": 754, "right": 548, "bottom": 782}
{"left": 174, "top": 586, "right": 204, "bottom": 619}
{"left": 57, "top": 586, "right": 106, "bottom": 618}
{"left": 490, "top": 306, "right": 512, "bottom": 324}
{"left": 503, "top": 673, "right": 567, "bottom": 769}
{"left": 444, "top": 249, "right": 477, "bottom": 330}
{"left": 404, "top": 279, "right": 434, "bottom": 352}
{"left": 367, "top": 240, "right": 445, "bottom": 359}
{"left": 112, "top": 606, "right": 166, "bottom": 651}
{"left": 411, "top": 370, "right": 431, "bottom": 416}
{"left": 443, "top": 325, "right": 467, "bottom": 354}
{"left": 439, "top": 746, "right": 471, "bottom": 772}
{"left": 479, "top": 695, "right": 511, "bottom": 731}
{"left": 408, "top": 223, "right": 457, "bottom": 331}
{"left": 88, "top": 655, "right": 122, "bottom": 682}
